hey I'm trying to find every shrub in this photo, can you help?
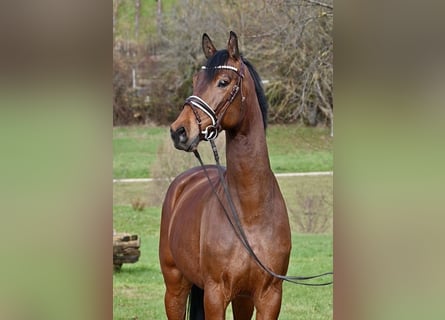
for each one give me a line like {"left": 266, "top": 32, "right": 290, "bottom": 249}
{"left": 290, "top": 189, "right": 332, "bottom": 234}
{"left": 149, "top": 134, "right": 226, "bottom": 205}
{"left": 131, "top": 197, "right": 146, "bottom": 211}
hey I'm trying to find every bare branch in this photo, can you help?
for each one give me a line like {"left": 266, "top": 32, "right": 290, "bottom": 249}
{"left": 301, "top": 0, "right": 333, "bottom": 10}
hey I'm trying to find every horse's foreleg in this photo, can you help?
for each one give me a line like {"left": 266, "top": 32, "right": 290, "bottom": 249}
{"left": 232, "top": 295, "right": 254, "bottom": 320}
{"left": 163, "top": 266, "right": 191, "bottom": 320}
{"left": 203, "top": 282, "right": 229, "bottom": 320}
{"left": 254, "top": 282, "right": 283, "bottom": 320}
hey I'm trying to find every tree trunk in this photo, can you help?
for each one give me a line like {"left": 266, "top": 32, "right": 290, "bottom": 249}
{"left": 157, "top": 0, "right": 162, "bottom": 36}
{"left": 134, "top": 0, "right": 141, "bottom": 40}
{"left": 113, "top": 0, "right": 120, "bottom": 35}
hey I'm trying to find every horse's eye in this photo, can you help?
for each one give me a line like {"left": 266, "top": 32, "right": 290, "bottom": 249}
{"left": 217, "top": 79, "right": 229, "bottom": 88}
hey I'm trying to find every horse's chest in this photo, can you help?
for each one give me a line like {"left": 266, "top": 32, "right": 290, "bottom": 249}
{"left": 200, "top": 209, "right": 274, "bottom": 267}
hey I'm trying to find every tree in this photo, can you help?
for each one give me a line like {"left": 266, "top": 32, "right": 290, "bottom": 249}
{"left": 113, "top": 0, "right": 333, "bottom": 127}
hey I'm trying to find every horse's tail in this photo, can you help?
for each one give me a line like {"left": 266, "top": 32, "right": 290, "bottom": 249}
{"left": 188, "top": 284, "right": 205, "bottom": 320}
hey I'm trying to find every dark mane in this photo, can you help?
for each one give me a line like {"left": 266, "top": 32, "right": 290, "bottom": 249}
{"left": 204, "top": 50, "right": 269, "bottom": 130}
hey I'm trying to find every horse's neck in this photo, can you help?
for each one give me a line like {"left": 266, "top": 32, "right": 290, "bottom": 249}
{"left": 225, "top": 98, "right": 275, "bottom": 204}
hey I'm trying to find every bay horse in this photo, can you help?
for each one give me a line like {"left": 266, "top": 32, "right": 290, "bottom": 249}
{"left": 159, "top": 31, "right": 291, "bottom": 319}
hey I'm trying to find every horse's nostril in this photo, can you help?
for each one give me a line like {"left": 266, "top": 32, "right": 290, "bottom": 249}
{"left": 177, "top": 126, "right": 185, "bottom": 135}
{"left": 171, "top": 126, "right": 187, "bottom": 144}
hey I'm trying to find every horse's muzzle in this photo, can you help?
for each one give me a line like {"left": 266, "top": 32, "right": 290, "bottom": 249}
{"left": 170, "top": 126, "right": 198, "bottom": 152}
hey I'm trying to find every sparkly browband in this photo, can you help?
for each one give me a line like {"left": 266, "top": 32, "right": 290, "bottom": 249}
{"left": 201, "top": 65, "right": 239, "bottom": 73}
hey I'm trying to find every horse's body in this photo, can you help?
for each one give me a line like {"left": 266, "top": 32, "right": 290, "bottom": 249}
{"left": 159, "top": 32, "right": 291, "bottom": 319}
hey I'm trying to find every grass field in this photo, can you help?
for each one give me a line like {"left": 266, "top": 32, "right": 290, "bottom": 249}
{"left": 113, "top": 124, "right": 333, "bottom": 319}
{"left": 113, "top": 124, "right": 333, "bottom": 179}
{"left": 115, "top": 0, "right": 177, "bottom": 39}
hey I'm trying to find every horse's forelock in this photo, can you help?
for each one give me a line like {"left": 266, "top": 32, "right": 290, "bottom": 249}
{"left": 204, "top": 50, "right": 229, "bottom": 80}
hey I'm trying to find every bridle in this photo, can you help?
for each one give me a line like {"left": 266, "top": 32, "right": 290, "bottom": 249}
{"left": 183, "top": 63, "right": 245, "bottom": 141}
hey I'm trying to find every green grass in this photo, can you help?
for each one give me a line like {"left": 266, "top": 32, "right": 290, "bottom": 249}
{"left": 267, "top": 125, "right": 333, "bottom": 173}
{"left": 113, "top": 205, "right": 332, "bottom": 319}
{"left": 113, "top": 124, "right": 333, "bottom": 179}
{"left": 115, "top": 0, "right": 177, "bottom": 40}
{"left": 113, "top": 126, "right": 168, "bottom": 178}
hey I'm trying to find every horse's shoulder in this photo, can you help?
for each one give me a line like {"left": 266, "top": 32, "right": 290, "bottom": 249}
{"left": 168, "top": 165, "right": 225, "bottom": 191}
{"left": 163, "top": 165, "right": 225, "bottom": 213}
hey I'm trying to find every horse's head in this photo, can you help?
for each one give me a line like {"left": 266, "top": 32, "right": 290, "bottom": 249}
{"left": 170, "top": 31, "right": 246, "bottom": 152}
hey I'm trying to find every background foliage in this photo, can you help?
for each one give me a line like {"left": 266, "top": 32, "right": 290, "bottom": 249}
{"left": 113, "top": 0, "right": 333, "bottom": 127}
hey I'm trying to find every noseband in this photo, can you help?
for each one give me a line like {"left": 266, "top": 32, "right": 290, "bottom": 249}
{"left": 183, "top": 63, "right": 245, "bottom": 141}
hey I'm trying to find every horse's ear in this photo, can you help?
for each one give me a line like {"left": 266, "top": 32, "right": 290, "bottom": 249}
{"left": 227, "top": 31, "right": 240, "bottom": 60}
{"left": 202, "top": 33, "right": 217, "bottom": 59}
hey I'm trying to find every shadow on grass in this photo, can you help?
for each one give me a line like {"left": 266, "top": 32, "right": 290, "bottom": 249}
{"left": 113, "top": 263, "right": 160, "bottom": 275}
